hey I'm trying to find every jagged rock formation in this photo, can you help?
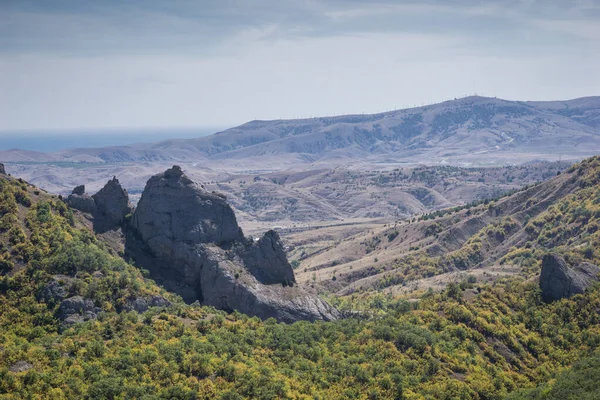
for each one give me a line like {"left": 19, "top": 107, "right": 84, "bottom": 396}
{"left": 0, "top": 163, "right": 5, "bottom": 175}
{"left": 540, "top": 254, "right": 600, "bottom": 302}
{"left": 67, "top": 185, "right": 97, "bottom": 214}
{"left": 72, "top": 185, "right": 85, "bottom": 195}
{"left": 126, "top": 166, "right": 339, "bottom": 323}
{"left": 131, "top": 165, "right": 243, "bottom": 245}
{"left": 67, "top": 178, "right": 132, "bottom": 231}
{"left": 92, "top": 177, "right": 133, "bottom": 229}
{"left": 244, "top": 230, "right": 295, "bottom": 285}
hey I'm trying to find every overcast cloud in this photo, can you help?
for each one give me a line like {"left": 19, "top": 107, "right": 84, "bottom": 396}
{"left": 1, "top": 0, "right": 599, "bottom": 131}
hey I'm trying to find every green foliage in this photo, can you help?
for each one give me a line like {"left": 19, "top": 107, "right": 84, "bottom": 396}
{"left": 43, "top": 242, "right": 125, "bottom": 275}
{"left": 507, "top": 353, "right": 600, "bottom": 400}
{"left": 1, "top": 164, "right": 600, "bottom": 399}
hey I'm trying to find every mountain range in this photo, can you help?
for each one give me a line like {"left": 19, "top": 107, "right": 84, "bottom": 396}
{"left": 2, "top": 96, "right": 600, "bottom": 166}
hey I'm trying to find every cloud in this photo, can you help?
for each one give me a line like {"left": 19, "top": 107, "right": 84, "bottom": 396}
{"left": 3, "top": 0, "right": 598, "bottom": 55}
{"left": 1, "top": 0, "right": 599, "bottom": 130}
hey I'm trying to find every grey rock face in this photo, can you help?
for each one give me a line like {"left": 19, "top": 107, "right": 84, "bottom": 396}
{"left": 37, "top": 279, "right": 67, "bottom": 304}
{"left": 132, "top": 165, "right": 243, "bottom": 246}
{"left": 244, "top": 230, "right": 295, "bottom": 285}
{"left": 72, "top": 185, "right": 85, "bottom": 195}
{"left": 57, "top": 296, "right": 100, "bottom": 329}
{"left": 127, "top": 166, "right": 339, "bottom": 323}
{"left": 0, "top": 163, "right": 5, "bottom": 175}
{"left": 92, "top": 177, "right": 132, "bottom": 229}
{"left": 122, "top": 295, "right": 171, "bottom": 313}
{"left": 540, "top": 254, "right": 600, "bottom": 302}
{"left": 9, "top": 361, "right": 33, "bottom": 373}
{"left": 67, "top": 193, "right": 97, "bottom": 214}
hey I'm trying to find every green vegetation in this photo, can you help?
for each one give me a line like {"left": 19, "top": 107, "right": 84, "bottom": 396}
{"left": 1, "top": 156, "right": 600, "bottom": 399}
{"left": 507, "top": 353, "right": 600, "bottom": 400}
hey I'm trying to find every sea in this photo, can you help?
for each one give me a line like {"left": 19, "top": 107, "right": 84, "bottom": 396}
{"left": 0, "top": 127, "right": 222, "bottom": 152}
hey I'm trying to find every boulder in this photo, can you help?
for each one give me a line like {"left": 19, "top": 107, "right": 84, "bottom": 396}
{"left": 92, "top": 177, "right": 132, "bottom": 230}
{"left": 122, "top": 295, "right": 171, "bottom": 313}
{"left": 0, "top": 163, "right": 5, "bottom": 175}
{"left": 126, "top": 166, "right": 339, "bottom": 323}
{"left": 67, "top": 193, "right": 97, "bottom": 214}
{"left": 57, "top": 296, "right": 100, "bottom": 329}
{"left": 37, "top": 279, "right": 67, "bottom": 304}
{"left": 540, "top": 254, "right": 600, "bottom": 302}
{"left": 9, "top": 361, "right": 32, "bottom": 373}
{"left": 66, "top": 184, "right": 97, "bottom": 213}
{"left": 72, "top": 185, "right": 85, "bottom": 195}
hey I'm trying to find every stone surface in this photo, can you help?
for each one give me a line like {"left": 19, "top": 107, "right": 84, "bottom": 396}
{"left": 92, "top": 177, "right": 132, "bottom": 230}
{"left": 9, "top": 361, "right": 33, "bottom": 373}
{"left": 72, "top": 185, "right": 85, "bottom": 195}
{"left": 57, "top": 296, "right": 100, "bottom": 329}
{"left": 132, "top": 165, "right": 243, "bottom": 246}
{"left": 37, "top": 279, "right": 67, "bottom": 304}
{"left": 67, "top": 193, "right": 97, "bottom": 214}
{"left": 243, "top": 230, "right": 295, "bottom": 285}
{"left": 122, "top": 295, "right": 171, "bottom": 313}
{"left": 540, "top": 254, "right": 600, "bottom": 302}
{"left": 127, "top": 166, "right": 339, "bottom": 323}
{"left": 0, "top": 163, "right": 5, "bottom": 175}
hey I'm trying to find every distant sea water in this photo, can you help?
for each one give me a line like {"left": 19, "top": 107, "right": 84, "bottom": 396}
{"left": 0, "top": 127, "right": 223, "bottom": 152}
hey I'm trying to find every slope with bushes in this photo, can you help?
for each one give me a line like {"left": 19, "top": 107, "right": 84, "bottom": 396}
{"left": 1, "top": 158, "right": 600, "bottom": 399}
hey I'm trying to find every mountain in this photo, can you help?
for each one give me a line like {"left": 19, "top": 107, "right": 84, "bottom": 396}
{"left": 2, "top": 158, "right": 600, "bottom": 398}
{"left": 160, "top": 96, "right": 600, "bottom": 164}
{"left": 2, "top": 96, "right": 599, "bottom": 166}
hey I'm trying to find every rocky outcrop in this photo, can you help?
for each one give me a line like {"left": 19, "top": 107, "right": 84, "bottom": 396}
{"left": 72, "top": 185, "right": 85, "bottom": 195}
{"left": 540, "top": 254, "right": 600, "bottom": 302}
{"left": 132, "top": 165, "right": 243, "bottom": 245}
{"left": 126, "top": 166, "right": 339, "bottom": 323}
{"left": 122, "top": 295, "right": 171, "bottom": 313}
{"left": 57, "top": 296, "right": 100, "bottom": 330}
{"left": 92, "top": 177, "right": 132, "bottom": 229}
{"left": 9, "top": 361, "right": 33, "bottom": 373}
{"left": 67, "top": 186, "right": 97, "bottom": 214}
{"left": 244, "top": 230, "right": 295, "bottom": 285}
{"left": 37, "top": 279, "right": 67, "bottom": 305}
{"left": 0, "top": 163, "right": 5, "bottom": 175}
{"left": 67, "top": 178, "right": 132, "bottom": 232}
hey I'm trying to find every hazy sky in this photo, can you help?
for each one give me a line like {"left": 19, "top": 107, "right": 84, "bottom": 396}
{"left": 1, "top": 0, "right": 599, "bottom": 131}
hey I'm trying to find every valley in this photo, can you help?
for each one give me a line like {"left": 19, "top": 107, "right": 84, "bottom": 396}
{"left": 2, "top": 156, "right": 600, "bottom": 399}
{"left": 2, "top": 96, "right": 600, "bottom": 399}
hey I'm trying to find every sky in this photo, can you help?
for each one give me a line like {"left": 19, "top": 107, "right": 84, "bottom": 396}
{"left": 1, "top": 0, "right": 599, "bottom": 132}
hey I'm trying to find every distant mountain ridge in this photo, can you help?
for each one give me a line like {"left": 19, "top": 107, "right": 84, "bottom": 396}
{"left": 2, "top": 96, "right": 600, "bottom": 165}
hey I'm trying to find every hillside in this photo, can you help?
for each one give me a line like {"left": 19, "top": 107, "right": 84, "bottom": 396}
{"left": 4, "top": 160, "right": 569, "bottom": 230}
{"left": 1, "top": 158, "right": 600, "bottom": 399}
{"left": 294, "top": 156, "right": 600, "bottom": 299}
{"left": 2, "top": 96, "right": 600, "bottom": 166}
{"left": 168, "top": 96, "right": 600, "bottom": 164}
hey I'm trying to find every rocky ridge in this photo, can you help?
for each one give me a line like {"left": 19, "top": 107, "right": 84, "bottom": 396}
{"left": 67, "top": 179, "right": 133, "bottom": 231}
{"left": 126, "top": 166, "right": 338, "bottom": 322}
{"left": 540, "top": 254, "right": 600, "bottom": 302}
{"left": 67, "top": 165, "right": 338, "bottom": 322}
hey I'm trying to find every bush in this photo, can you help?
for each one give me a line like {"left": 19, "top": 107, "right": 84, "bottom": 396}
{"left": 44, "top": 242, "right": 124, "bottom": 275}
